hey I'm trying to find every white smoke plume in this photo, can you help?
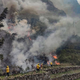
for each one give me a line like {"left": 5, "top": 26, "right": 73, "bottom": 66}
{"left": 2, "top": 16, "right": 79, "bottom": 70}
{"left": 2, "top": 0, "right": 48, "bottom": 15}
{"left": 1, "top": 0, "right": 80, "bottom": 70}
{"left": 77, "top": 0, "right": 80, "bottom": 4}
{"left": 50, "top": 0, "right": 75, "bottom": 16}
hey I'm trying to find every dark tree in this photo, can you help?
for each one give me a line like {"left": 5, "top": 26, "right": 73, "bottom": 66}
{"left": 0, "top": 8, "right": 8, "bottom": 27}
{"left": 0, "top": 8, "right": 8, "bottom": 46}
{"left": 0, "top": 8, "right": 8, "bottom": 21}
{"left": 0, "top": 38, "right": 4, "bottom": 46}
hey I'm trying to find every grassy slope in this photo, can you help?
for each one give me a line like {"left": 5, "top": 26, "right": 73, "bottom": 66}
{"left": 50, "top": 69, "right": 80, "bottom": 79}
{"left": 0, "top": 64, "right": 80, "bottom": 80}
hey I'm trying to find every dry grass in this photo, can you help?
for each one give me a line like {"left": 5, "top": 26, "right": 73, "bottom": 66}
{"left": 0, "top": 63, "right": 79, "bottom": 80}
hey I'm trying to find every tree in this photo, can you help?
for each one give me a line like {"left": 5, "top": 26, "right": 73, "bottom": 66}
{"left": 0, "top": 8, "right": 8, "bottom": 46}
{"left": 0, "top": 8, "right": 8, "bottom": 27}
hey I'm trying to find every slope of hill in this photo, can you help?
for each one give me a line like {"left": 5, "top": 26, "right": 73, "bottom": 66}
{"left": 1, "top": 65, "right": 80, "bottom": 80}
{"left": 41, "top": 0, "right": 66, "bottom": 16}
{"left": 0, "top": 0, "right": 67, "bottom": 70}
{"left": 56, "top": 35, "right": 80, "bottom": 65}
{"left": 18, "top": 0, "right": 66, "bottom": 36}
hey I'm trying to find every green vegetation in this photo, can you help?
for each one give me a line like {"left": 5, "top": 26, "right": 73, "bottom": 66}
{"left": 57, "top": 35, "right": 80, "bottom": 65}
{"left": 0, "top": 37, "right": 4, "bottom": 47}
{"left": 50, "top": 69, "right": 80, "bottom": 79}
{"left": 0, "top": 54, "right": 3, "bottom": 61}
{"left": 76, "top": 78, "right": 80, "bottom": 80}
{"left": 0, "top": 64, "right": 80, "bottom": 80}
{"left": 58, "top": 52, "right": 80, "bottom": 65}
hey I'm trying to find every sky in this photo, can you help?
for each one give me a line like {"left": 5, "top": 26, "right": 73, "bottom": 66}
{"left": 77, "top": 0, "right": 80, "bottom": 4}
{"left": 66, "top": 0, "right": 80, "bottom": 14}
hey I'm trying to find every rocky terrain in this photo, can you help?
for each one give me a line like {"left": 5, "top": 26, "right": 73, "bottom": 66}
{"left": 0, "top": 65, "right": 80, "bottom": 80}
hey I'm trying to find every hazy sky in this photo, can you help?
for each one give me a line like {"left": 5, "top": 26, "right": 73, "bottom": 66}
{"left": 77, "top": 0, "right": 80, "bottom": 4}
{"left": 51, "top": 0, "right": 80, "bottom": 16}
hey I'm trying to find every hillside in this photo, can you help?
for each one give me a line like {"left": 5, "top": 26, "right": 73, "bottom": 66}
{"left": 56, "top": 35, "right": 80, "bottom": 65}
{"left": 0, "top": 64, "right": 80, "bottom": 80}
{"left": 41, "top": 0, "right": 66, "bottom": 16}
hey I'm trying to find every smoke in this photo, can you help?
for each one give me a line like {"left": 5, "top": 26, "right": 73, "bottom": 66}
{"left": 2, "top": 0, "right": 48, "bottom": 14}
{"left": 2, "top": 17, "right": 77, "bottom": 70}
{"left": 51, "top": 0, "right": 80, "bottom": 16}
{"left": 1, "top": 0, "right": 80, "bottom": 70}
{"left": 77, "top": 0, "right": 80, "bottom": 4}
{"left": 30, "top": 17, "right": 74, "bottom": 54}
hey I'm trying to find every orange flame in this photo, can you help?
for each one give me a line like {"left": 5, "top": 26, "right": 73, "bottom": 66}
{"left": 53, "top": 55, "right": 58, "bottom": 59}
{"left": 55, "top": 61, "right": 60, "bottom": 65}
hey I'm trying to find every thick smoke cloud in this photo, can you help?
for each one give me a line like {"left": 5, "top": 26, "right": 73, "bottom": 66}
{"left": 51, "top": 0, "right": 80, "bottom": 16}
{"left": 2, "top": 0, "right": 48, "bottom": 15}
{"left": 2, "top": 19, "right": 33, "bottom": 69}
{"left": 1, "top": 0, "right": 80, "bottom": 70}
{"left": 50, "top": 0, "right": 72, "bottom": 15}
{"left": 77, "top": 0, "right": 80, "bottom": 4}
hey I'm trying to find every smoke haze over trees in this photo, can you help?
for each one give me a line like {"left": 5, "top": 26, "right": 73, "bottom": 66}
{"left": 0, "top": 0, "right": 80, "bottom": 70}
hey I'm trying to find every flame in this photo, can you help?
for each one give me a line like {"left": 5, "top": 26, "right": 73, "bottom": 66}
{"left": 47, "top": 61, "right": 50, "bottom": 65}
{"left": 55, "top": 61, "right": 60, "bottom": 65}
{"left": 8, "top": 26, "right": 11, "bottom": 29}
{"left": 29, "top": 37, "right": 31, "bottom": 41}
{"left": 8, "top": 23, "right": 16, "bottom": 30}
{"left": 53, "top": 55, "right": 58, "bottom": 59}
{"left": 27, "top": 32, "right": 32, "bottom": 41}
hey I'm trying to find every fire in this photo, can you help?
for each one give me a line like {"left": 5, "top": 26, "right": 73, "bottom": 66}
{"left": 47, "top": 61, "right": 50, "bottom": 65}
{"left": 29, "top": 37, "right": 31, "bottom": 41}
{"left": 49, "top": 53, "right": 60, "bottom": 65}
{"left": 8, "top": 26, "right": 11, "bottom": 29}
{"left": 8, "top": 23, "right": 16, "bottom": 30}
{"left": 53, "top": 55, "right": 58, "bottom": 59}
{"left": 55, "top": 61, "right": 60, "bottom": 65}
{"left": 27, "top": 32, "right": 32, "bottom": 41}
